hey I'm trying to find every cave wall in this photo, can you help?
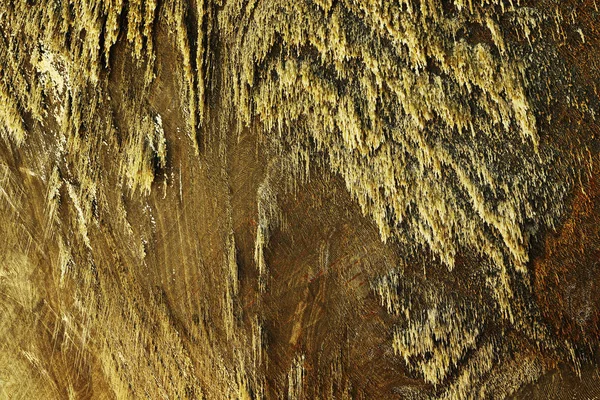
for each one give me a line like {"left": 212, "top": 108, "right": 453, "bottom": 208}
{"left": 0, "top": 0, "right": 599, "bottom": 398}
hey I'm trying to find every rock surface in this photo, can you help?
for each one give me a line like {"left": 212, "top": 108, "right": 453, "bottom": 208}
{"left": 0, "top": 0, "right": 599, "bottom": 398}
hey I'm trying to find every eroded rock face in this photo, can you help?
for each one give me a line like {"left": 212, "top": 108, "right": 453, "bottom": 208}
{"left": 0, "top": 0, "right": 598, "bottom": 398}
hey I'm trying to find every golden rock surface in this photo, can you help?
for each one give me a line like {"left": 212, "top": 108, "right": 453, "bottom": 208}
{"left": 0, "top": 0, "right": 599, "bottom": 398}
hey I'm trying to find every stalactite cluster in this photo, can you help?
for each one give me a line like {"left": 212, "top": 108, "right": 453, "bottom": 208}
{"left": 0, "top": 0, "right": 598, "bottom": 398}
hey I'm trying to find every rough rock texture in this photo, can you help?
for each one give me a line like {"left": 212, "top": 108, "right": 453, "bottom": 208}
{"left": 0, "top": 0, "right": 599, "bottom": 398}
